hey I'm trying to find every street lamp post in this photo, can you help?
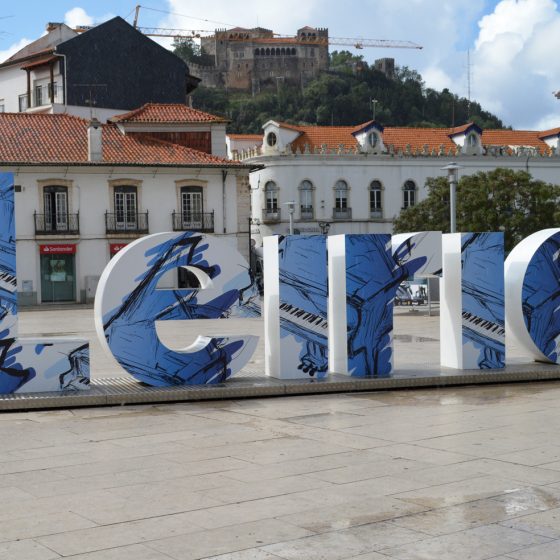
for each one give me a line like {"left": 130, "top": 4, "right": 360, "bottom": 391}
{"left": 284, "top": 201, "right": 295, "bottom": 235}
{"left": 441, "top": 162, "right": 463, "bottom": 233}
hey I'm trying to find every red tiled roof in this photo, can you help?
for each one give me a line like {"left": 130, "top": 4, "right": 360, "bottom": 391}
{"left": 539, "top": 127, "right": 560, "bottom": 139}
{"left": 111, "top": 103, "right": 228, "bottom": 124}
{"left": 482, "top": 130, "right": 548, "bottom": 150}
{"left": 0, "top": 113, "right": 241, "bottom": 167}
{"left": 20, "top": 55, "right": 57, "bottom": 70}
{"left": 228, "top": 134, "right": 263, "bottom": 140}
{"left": 449, "top": 123, "right": 476, "bottom": 135}
{"left": 290, "top": 124, "right": 359, "bottom": 150}
{"left": 272, "top": 121, "right": 554, "bottom": 153}
{"left": 384, "top": 127, "right": 457, "bottom": 152}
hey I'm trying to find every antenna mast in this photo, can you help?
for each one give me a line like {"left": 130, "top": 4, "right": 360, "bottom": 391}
{"left": 467, "top": 49, "right": 472, "bottom": 117}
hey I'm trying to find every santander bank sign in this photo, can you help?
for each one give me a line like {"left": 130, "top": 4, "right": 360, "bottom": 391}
{"left": 0, "top": 173, "right": 558, "bottom": 393}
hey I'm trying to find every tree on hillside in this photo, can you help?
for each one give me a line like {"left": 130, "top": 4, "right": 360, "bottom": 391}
{"left": 393, "top": 169, "right": 560, "bottom": 252}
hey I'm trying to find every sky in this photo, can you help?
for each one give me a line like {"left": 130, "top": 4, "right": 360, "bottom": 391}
{"left": 0, "top": 0, "right": 558, "bottom": 130}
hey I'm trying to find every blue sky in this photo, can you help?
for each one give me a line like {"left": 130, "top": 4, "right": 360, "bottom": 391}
{"left": 1, "top": 0, "right": 559, "bottom": 129}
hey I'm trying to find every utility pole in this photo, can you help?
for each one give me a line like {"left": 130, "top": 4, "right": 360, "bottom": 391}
{"left": 133, "top": 5, "right": 141, "bottom": 28}
{"left": 371, "top": 98, "right": 378, "bottom": 120}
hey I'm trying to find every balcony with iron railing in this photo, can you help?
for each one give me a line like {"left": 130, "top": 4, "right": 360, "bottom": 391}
{"left": 262, "top": 207, "right": 281, "bottom": 223}
{"left": 172, "top": 211, "right": 214, "bottom": 233}
{"left": 332, "top": 207, "right": 352, "bottom": 220}
{"left": 34, "top": 212, "right": 80, "bottom": 235}
{"left": 300, "top": 206, "right": 314, "bottom": 220}
{"left": 105, "top": 212, "right": 149, "bottom": 235}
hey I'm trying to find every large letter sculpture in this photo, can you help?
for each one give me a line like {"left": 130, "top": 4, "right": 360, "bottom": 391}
{"left": 441, "top": 233, "right": 505, "bottom": 369}
{"left": 328, "top": 232, "right": 441, "bottom": 377}
{"left": 95, "top": 231, "right": 260, "bottom": 386}
{"left": 0, "top": 173, "right": 89, "bottom": 393}
{"left": 264, "top": 235, "right": 328, "bottom": 379}
{"left": 505, "top": 228, "right": 560, "bottom": 363}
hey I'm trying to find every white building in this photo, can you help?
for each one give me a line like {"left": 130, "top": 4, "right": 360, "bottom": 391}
{"left": 227, "top": 120, "right": 560, "bottom": 241}
{"left": 0, "top": 104, "right": 253, "bottom": 305}
{"left": 0, "top": 18, "right": 199, "bottom": 122}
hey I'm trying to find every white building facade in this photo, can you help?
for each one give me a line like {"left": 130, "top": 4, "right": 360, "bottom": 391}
{"left": 228, "top": 121, "right": 560, "bottom": 241}
{"left": 0, "top": 105, "right": 253, "bottom": 305}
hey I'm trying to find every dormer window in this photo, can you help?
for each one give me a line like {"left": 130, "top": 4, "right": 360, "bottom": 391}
{"left": 266, "top": 132, "right": 277, "bottom": 147}
{"left": 368, "top": 132, "right": 378, "bottom": 148}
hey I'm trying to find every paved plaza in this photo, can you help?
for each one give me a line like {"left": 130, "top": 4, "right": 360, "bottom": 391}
{"left": 1, "top": 307, "right": 560, "bottom": 558}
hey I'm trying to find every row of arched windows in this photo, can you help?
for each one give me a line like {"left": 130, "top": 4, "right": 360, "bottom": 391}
{"left": 254, "top": 47, "right": 297, "bottom": 57}
{"left": 264, "top": 179, "right": 418, "bottom": 219}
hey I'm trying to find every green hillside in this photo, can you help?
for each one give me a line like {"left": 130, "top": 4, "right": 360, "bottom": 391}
{"left": 175, "top": 43, "right": 505, "bottom": 134}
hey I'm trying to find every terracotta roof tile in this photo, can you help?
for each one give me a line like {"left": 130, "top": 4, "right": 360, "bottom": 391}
{"left": 0, "top": 113, "right": 240, "bottom": 167}
{"left": 539, "top": 127, "right": 560, "bottom": 139}
{"left": 272, "top": 121, "right": 556, "bottom": 154}
{"left": 482, "top": 130, "right": 548, "bottom": 150}
{"left": 228, "top": 134, "right": 263, "bottom": 140}
{"left": 383, "top": 127, "right": 457, "bottom": 152}
{"left": 111, "top": 103, "right": 228, "bottom": 124}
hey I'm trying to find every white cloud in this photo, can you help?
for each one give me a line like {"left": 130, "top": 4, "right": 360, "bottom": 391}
{"left": 64, "top": 7, "right": 94, "bottom": 28}
{"left": 0, "top": 38, "right": 33, "bottom": 64}
{"left": 469, "top": 0, "right": 560, "bottom": 129}
{"left": 63, "top": 7, "right": 115, "bottom": 29}
{"left": 164, "top": 0, "right": 318, "bottom": 34}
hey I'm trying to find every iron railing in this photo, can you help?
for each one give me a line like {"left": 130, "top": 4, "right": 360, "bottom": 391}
{"left": 262, "top": 207, "right": 281, "bottom": 222}
{"left": 172, "top": 211, "right": 214, "bottom": 233}
{"left": 34, "top": 212, "right": 79, "bottom": 235}
{"left": 332, "top": 207, "right": 352, "bottom": 220}
{"left": 105, "top": 212, "right": 149, "bottom": 234}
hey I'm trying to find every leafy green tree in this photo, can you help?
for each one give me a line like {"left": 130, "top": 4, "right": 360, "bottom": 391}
{"left": 394, "top": 169, "right": 560, "bottom": 252}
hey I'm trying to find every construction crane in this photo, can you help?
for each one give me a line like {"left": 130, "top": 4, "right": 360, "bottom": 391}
{"left": 137, "top": 27, "right": 422, "bottom": 50}
{"left": 117, "top": 4, "right": 423, "bottom": 50}
{"left": 74, "top": 25, "right": 422, "bottom": 51}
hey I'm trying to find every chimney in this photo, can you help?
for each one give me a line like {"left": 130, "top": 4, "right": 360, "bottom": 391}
{"left": 87, "top": 118, "right": 103, "bottom": 162}
{"left": 46, "top": 22, "right": 63, "bottom": 33}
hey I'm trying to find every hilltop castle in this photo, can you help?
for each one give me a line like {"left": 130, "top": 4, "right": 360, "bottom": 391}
{"left": 191, "top": 26, "right": 329, "bottom": 93}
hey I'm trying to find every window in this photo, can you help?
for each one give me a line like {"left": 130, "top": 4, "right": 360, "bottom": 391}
{"left": 43, "top": 185, "right": 68, "bottom": 232}
{"left": 114, "top": 185, "right": 138, "bottom": 230}
{"left": 265, "top": 181, "right": 279, "bottom": 214}
{"left": 266, "top": 132, "right": 277, "bottom": 147}
{"left": 467, "top": 133, "right": 478, "bottom": 148}
{"left": 180, "top": 186, "right": 203, "bottom": 229}
{"left": 368, "top": 132, "right": 378, "bottom": 148}
{"left": 403, "top": 180, "right": 416, "bottom": 209}
{"left": 333, "top": 180, "right": 350, "bottom": 218}
{"left": 299, "top": 180, "right": 313, "bottom": 218}
{"left": 34, "top": 85, "right": 43, "bottom": 107}
{"left": 369, "top": 180, "right": 383, "bottom": 217}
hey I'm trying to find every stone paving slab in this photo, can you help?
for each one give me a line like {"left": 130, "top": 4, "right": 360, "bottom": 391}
{"left": 3, "top": 305, "right": 559, "bottom": 411}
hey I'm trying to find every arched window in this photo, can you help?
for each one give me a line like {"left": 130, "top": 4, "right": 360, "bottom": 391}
{"left": 467, "top": 133, "right": 478, "bottom": 148}
{"left": 265, "top": 48, "right": 270, "bottom": 56}
{"left": 403, "top": 180, "right": 416, "bottom": 209}
{"left": 334, "top": 180, "right": 350, "bottom": 219}
{"left": 276, "top": 48, "right": 280, "bottom": 56}
{"left": 254, "top": 48, "right": 259, "bottom": 56}
{"left": 369, "top": 180, "right": 383, "bottom": 217}
{"left": 281, "top": 48, "right": 286, "bottom": 55}
{"left": 298, "top": 180, "right": 314, "bottom": 219}
{"left": 291, "top": 48, "right": 296, "bottom": 55}
{"left": 265, "top": 181, "right": 279, "bottom": 216}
